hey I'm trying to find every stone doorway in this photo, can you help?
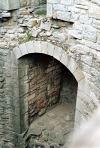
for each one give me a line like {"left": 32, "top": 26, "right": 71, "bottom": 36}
{"left": 18, "top": 53, "right": 78, "bottom": 147}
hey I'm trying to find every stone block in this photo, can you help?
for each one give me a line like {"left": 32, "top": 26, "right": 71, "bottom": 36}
{"left": 75, "top": 4, "right": 89, "bottom": 10}
{"left": 67, "top": 57, "right": 79, "bottom": 73}
{"left": 89, "top": 4, "right": 100, "bottom": 20}
{"left": 25, "top": 41, "right": 34, "bottom": 53}
{"left": 13, "top": 47, "right": 22, "bottom": 59}
{"left": 41, "top": 42, "right": 48, "bottom": 54}
{"left": 76, "top": 96, "right": 83, "bottom": 113}
{"left": 19, "top": 43, "right": 28, "bottom": 56}
{"left": 74, "top": 22, "right": 83, "bottom": 31}
{"left": 0, "top": 0, "right": 20, "bottom": 10}
{"left": 53, "top": 46, "right": 62, "bottom": 61}
{"left": 79, "top": 15, "right": 92, "bottom": 25}
{"left": 83, "top": 25, "right": 97, "bottom": 42}
{"left": 77, "top": 90, "right": 90, "bottom": 102}
{"left": 68, "top": 30, "right": 83, "bottom": 40}
{"left": 73, "top": 67, "right": 85, "bottom": 82}
{"left": 91, "top": 0, "right": 100, "bottom": 5}
{"left": 2, "top": 12, "right": 11, "bottom": 18}
{"left": 61, "top": 0, "right": 74, "bottom": 5}
{"left": 47, "top": 42, "right": 55, "bottom": 56}
{"left": 81, "top": 55, "right": 92, "bottom": 65}
{"left": 11, "top": 51, "right": 18, "bottom": 65}
{"left": 97, "top": 32, "right": 100, "bottom": 45}
{"left": 78, "top": 78, "right": 90, "bottom": 95}
{"left": 47, "top": 3, "right": 52, "bottom": 18}
{"left": 34, "top": 41, "right": 42, "bottom": 53}
{"left": 60, "top": 51, "right": 70, "bottom": 67}
{"left": 93, "top": 19, "right": 100, "bottom": 29}
{"left": 47, "top": 0, "right": 59, "bottom": 3}
{"left": 57, "top": 11, "right": 71, "bottom": 22}
{"left": 74, "top": 121, "right": 80, "bottom": 130}
{"left": 53, "top": 4, "right": 66, "bottom": 11}
{"left": 53, "top": 32, "right": 67, "bottom": 42}
{"left": 85, "top": 40, "right": 100, "bottom": 51}
{"left": 75, "top": 0, "right": 89, "bottom": 5}
{"left": 75, "top": 109, "right": 82, "bottom": 125}
{"left": 40, "top": 21, "right": 51, "bottom": 31}
{"left": 90, "top": 91, "right": 99, "bottom": 107}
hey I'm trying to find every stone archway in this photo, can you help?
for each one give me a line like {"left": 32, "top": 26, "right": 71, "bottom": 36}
{"left": 13, "top": 40, "right": 91, "bottom": 129}
{"left": 3, "top": 40, "right": 92, "bottom": 147}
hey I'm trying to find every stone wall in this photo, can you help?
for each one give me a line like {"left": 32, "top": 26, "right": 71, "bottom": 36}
{"left": 19, "top": 54, "right": 62, "bottom": 132}
{"left": 47, "top": 0, "right": 100, "bottom": 124}
{"left": 0, "top": 49, "right": 21, "bottom": 147}
{"left": 0, "top": 0, "right": 100, "bottom": 147}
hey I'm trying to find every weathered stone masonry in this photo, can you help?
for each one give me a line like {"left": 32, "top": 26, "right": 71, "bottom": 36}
{"left": 19, "top": 53, "right": 77, "bottom": 132}
{"left": 19, "top": 54, "right": 62, "bottom": 132}
{"left": 0, "top": 0, "right": 100, "bottom": 147}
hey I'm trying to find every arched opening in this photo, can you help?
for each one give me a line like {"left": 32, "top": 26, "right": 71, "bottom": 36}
{"left": 18, "top": 53, "right": 78, "bottom": 147}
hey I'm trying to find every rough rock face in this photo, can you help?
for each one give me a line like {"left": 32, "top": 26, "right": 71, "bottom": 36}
{"left": 0, "top": 0, "right": 100, "bottom": 147}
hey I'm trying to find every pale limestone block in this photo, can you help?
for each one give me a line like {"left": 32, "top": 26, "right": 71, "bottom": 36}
{"left": 47, "top": 0, "right": 59, "bottom": 3}
{"left": 78, "top": 78, "right": 90, "bottom": 96}
{"left": 97, "top": 32, "right": 100, "bottom": 45}
{"left": 19, "top": 43, "right": 28, "bottom": 56}
{"left": 57, "top": 11, "right": 71, "bottom": 22}
{"left": 74, "top": 121, "right": 80, "bottom": 130}
{"left": 60, "top": 51, "right": 70, "bottom": 67}
{"left": 93, "top": 19, "right": 100, "bottom": 29}
{"left": 25, "top": 41, "right": 34, "bottom": 53}
{"left": 1, "top": 0, "right": 20, "bottom": 10}
{"left": 40, "top": 21, "right": 51, "bottom": 31}
{"left": 53, "top": 4, "right": 66, "bottom": 11}
{"left": 73, "top": 67, "right": 85, "bottom": 82}
{"left": 85, "top": 40, "right": 100, "bottom": 51}
{"left": 13, "top": 46, "right": 22, "bottom": 59}
{"left": 71, "top": 12, "right": 79, "bottom": 21}
{"left": 75, "top": 4, "right": 89, "bottom": 10}
{"left": 91, "top": 0, "right": 100, "bottom": 5}
{"left": 6, "top": 52, "right": 12, "bottom": 63}
{"left": 34, "top": 41, "right": 42, "bottom": 53}
{"left": 53, "top": 32, "right": 67, "bottom": 42}
{"left": 67, "top": 57, "right": 79, "bottom": 74}
{"left": 11, "top": 51, "right": 18, "bottom": 65}
{"left": 53, "top": 46, "right": 63, "bottom": 61}
{"left": 81, "top": 55, "right": 92, "bottom": 65}
{"left": 75, "top": 0, "right": 89, "bottom": 6}
{"left": 68, "top": 30, "right": 82, "bottom": 40}
{"left": 80, "top": 116, "right": 87, "bottom": 126}
{"left": 41, "top": 42, "right": 48, "bottom": 54}
{"left": 77, "top": 90, "right": 90, "bottom": 102}
{"left": 74, "top": 22, "right": 83, "bottom": 31}
{"left": 83, "top": 25, "right": 97, "bottom": 42}
{"left": 61, "top": 0, "right": 74, "bottom": 5}
{"left": 75, "top": 109, "right": 82, "bottom": 126}
{"left": 47, "top": 42, "right": 54, "bottom": 56}
{"left": 47, "top": 3, "right": 52, "bottom": 18}
{"left": 89, "top": 3, "right": 100, "bottom": 20}
{"left": 76, "top": 96, "right": 83, "bottom": 113}
{"left": 90, "top": 91, "right": 99, "bottom": 107}
{"left": 79, "top": 15, "right": 92, "bottom": 25}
